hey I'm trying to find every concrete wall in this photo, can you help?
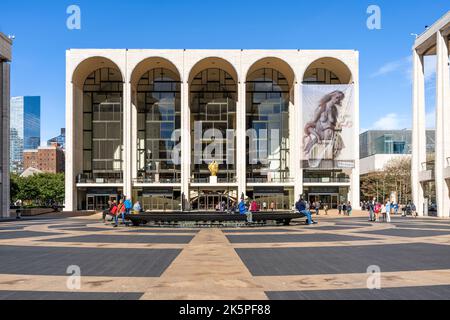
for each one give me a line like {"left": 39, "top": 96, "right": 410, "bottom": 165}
{"left": 412, "top": 11, "right": 450, "bottom": 217}
{"left": 360, "top": 154, "right": 411, "bottom": 175}
{"left": 0, "top": 33, "right": 11, "bottom": 218}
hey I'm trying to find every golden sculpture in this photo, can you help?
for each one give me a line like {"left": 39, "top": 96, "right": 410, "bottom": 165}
{"left": 208, "top": 161, "right": 219, "bottom": 177}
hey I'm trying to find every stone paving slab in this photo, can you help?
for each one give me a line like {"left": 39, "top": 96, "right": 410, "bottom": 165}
{"left": 0, "top": 226, "right": 25, "bottom": 231}
{"left": 266, "top": 285, "right": 450, "bottom": 300}
{"left": 41, "top": 234, "right": 195, "bottom": 244}
{"left": 307, "top": 226, "right": 364, "bottom": 231}
{"left": 0, "top": 290, "right": 144, "bottom": 300}
{"left": 122, "top": 228, "right": 200, "bottom": 234}
{"left": 48, "top": 223, "right": 90, "bottom": 229}
{"left": 236, "top": 243, "right": 450, "bottom": 276}
{"left": 393, "top": 224, "right": 450, "bottom": 230}
{"left": 0, "top": 245, "right": 181, "bottom": 277}
{"left": 226, "top": 233, "right": 376, "bottom": 243}
{"left": 222, "top": 229, "right": 299, "bottom": 233}
{"left": 0, "top": 231, "right": 60, "bottom": 240}
{"left": 355, "top": 228, "right": 450, "bottom": 238}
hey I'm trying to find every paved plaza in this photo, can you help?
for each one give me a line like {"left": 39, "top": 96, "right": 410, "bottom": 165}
{"left": 0, "top": 213, "right": 450, "bottom": 300}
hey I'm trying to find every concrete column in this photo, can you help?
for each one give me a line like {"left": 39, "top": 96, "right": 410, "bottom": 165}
{"left": 65, "top": 76, "right": 75, "bottom": 212}
{"left": 351, "top": 75, "right": 361, "bottom": 210}
{"left": 237, "top": 80, "right": 247, "bottom": 198}
{"left": 123, "top": 80, "right": 132, "bottom": 198}
{"left": 435, "top": 31, "right": 450, "bottom": 218}
{"left": 130, "top": 86, "right": 137, "bottom": 181}
{"left": 293, "top": 82, "right": 303, "bottom": 199}
{"left": 181, "top": 80, "right": 190, "bottom": 209}
{"left": 412, "top": 50, "right": 426, "bottom": 216}
{"left": 1, "top": 61, "right": 10, "bottom": 218}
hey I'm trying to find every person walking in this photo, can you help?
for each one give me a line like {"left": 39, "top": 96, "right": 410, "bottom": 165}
{"left": 342, "top": 202, "right": 347, "bottom": 215}
{"left": 270, "top": 201, "right": 275, "bottom": 212}
{"left": 124, "top": 197, "right": 132, "bottom": 216}
{"left": 114, "top": 199, "right": 126, "bottom": 227}
{"left": 338, "top": 203, "right": 342, "bottom": 215}
{"left": 105, "top": 201, "right": 118, "bottom": 225}
{"left": 295, "top": 196, "right": 317, "bottom": 225}
{"left": 394, "top": 203, "right": 399, "bottom": 215}
{"left": 315, "top": 202, "right": 321, "bottom": 216}
{"left": 380, "top": 202, "right": 386, "bottom": 222}
{"left": 411, "top": 202, "right": 417, "bottom": 218}
{"left": 346, "top": 201, "right": 352, "bottom": 216}
{"left": 385, "top": 199, "right": 392, "bottom": 223}
{"left": 374, "top": 202, "right": 381, "bottom": 222}
{"left": 368, "top": 198, "right": 376, "bottom": 222}
{"left": 324, "top": 203, "right": 329, "bottom": 216}
{"left": 239, "top": 197, "right": 253, "bottom": 223}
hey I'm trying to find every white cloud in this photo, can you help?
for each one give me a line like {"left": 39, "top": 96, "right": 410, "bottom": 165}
{"left": 371, "top": 113, "right": 410, "bottom": 130}
{"left": 371, "top": 56, "right": 411, "bottom": 78}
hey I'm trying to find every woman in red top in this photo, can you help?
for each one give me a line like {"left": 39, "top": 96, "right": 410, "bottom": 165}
{"left": 250, "top": 200, "right": 259, "bottom": 213}
{"left": 114, "top": 200, "right": 126, "bottom": 227}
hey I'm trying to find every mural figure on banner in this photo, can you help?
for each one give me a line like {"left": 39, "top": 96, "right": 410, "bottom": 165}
{"left": 303, "top": 90, "right": 352, "bottom": 167}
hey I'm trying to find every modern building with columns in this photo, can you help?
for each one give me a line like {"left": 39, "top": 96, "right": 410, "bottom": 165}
{"left": 65, "top": 49, "right": 360, "bottom": 212}
{"left": 412, "top": 12, "right": 450, "bottom": 218}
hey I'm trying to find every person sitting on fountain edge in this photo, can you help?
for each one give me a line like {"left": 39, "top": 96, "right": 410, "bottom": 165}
{"left": 239, "top": 197, "right": 253, "bottom": 223}
{"left": 295, "top": 196, "right": 317, "bottom": 225}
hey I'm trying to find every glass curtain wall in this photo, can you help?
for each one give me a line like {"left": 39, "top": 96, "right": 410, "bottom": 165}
{"left": 190, "top": 68, "right": 237, "bottom": 183}
{"left": 82, "top": 68, "right": 123, "bottom": 183}
{"left": 246, "top": 68, "right": 290, "bottom": 183}
{"left": 136, "top": 68, "right": 181, "bottom": 183}
{"left": 303, "top": 68, "right": 342, "bottom": 84}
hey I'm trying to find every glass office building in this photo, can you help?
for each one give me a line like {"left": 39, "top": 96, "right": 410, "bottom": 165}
{"left": 10, "top": 96, "right": 41, "bottom": 172}
{"left": 47, "top": 128, "right": 66, "bottom": 150}
{"left": 360, "top": 130, "right": 435, "bottom": 159}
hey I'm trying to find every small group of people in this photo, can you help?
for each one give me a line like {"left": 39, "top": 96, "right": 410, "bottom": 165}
{"left": 337, "top": 202, "right": 353, "bottom": 216}
{"left": 102, "top": 196, "right": 142, "bottom": 227}
{"left": 366, "top": 198, "right": 417, "bottom": 223}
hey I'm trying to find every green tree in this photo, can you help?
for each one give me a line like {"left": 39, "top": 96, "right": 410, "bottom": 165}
{"left": 13, "top": 173, "right": 65, "bottom": 206}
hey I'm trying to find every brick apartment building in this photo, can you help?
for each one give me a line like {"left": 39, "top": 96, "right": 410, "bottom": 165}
{"left": 24, "top": 142, "right": 65, "bottom": 173}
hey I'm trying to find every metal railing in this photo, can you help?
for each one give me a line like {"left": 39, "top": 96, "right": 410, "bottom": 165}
{"left": 76, "top": 173, "right": 123, "bottom": 184}
{"left": 246, "top": 177, "right": 295, "bottom": 183}
{"left": 133, "top": 177, "right": 181, "bottom": 184}
{"left": 303, "top": 177, "right": 350, "bottom": 183}
{"left": 190, "top": 177, "right": 238, "bottom": 183}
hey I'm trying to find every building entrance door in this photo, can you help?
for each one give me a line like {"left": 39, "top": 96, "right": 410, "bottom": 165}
{"left": 308, "top": 193, "right": 339, "bottom": 209}
{"left": 86, "top": 195, "right": 115, "bottom": 211}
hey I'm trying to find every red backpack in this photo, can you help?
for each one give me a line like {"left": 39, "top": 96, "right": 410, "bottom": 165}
{"left": 110, "top": 204, "right": 118, "bottom": 216}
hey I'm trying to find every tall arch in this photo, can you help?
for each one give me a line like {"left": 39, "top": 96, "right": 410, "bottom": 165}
{"left": 245, "top": 57, "right": 296, "bottom": 210}
{"left": 71, "top": 57, "right": 124, "bottom": 210}
{"left": 303, "top": 57, "right": 353, "bottom": 84}
{"left": 187, "top": 58, "right": 239, "bottom": 210}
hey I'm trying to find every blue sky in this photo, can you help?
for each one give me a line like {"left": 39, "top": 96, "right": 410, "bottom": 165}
{"left": 0, "top": 0, "right": 448, "bottom": 143}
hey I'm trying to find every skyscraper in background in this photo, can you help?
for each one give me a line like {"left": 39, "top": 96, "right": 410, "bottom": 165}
{"left": 10, "top": 96, "right": 41, "bottom": 173}
{"left": 47, "top": 128, "right": 65, "bottom": 150}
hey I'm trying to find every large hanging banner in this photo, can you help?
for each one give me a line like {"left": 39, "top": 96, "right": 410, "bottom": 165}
{"left": 302, "top": 85, "right": 355, "bottom": 169}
